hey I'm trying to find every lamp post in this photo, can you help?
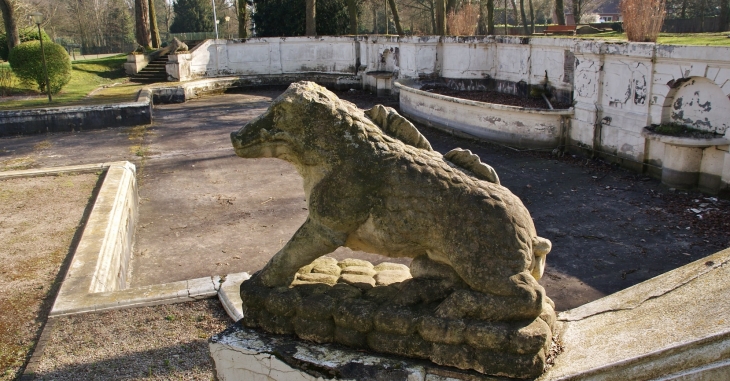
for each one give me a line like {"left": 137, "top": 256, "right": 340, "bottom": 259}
{"left": 225, "top": 16, "right": 230, "bottom": 39}
{"left": 212, "top": 0, "right": 219, "bottom": 39}
{"left": 30, "top": 12, "right": 51, "bottom": 102}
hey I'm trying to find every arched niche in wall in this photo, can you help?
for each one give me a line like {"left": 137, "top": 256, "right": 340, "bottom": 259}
{"left": 662, "top": 76, "right": 730, "bottom": 137}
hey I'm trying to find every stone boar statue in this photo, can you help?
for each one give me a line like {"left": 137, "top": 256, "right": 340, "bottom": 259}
{"left": 231, "top": 81, "right": 552, "bottom": 322}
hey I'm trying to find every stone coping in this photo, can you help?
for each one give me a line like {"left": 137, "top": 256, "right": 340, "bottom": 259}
{"left": 150, "top": 74, "right": 361, "bottom": 104}
{"left": 395, "top": 79, "right": 575, "bottom": 116}
{"left": 641, "top": 127, "right": 730, "bottom": 148}
{"left": 540, "top": 247, "right": 730, "bottom": 380}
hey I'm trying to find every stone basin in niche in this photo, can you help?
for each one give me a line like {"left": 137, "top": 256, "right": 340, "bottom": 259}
{"left": 641, "top": 127, "right": 730, "bottom": 191}
{"left": 395, "top": 78, "right": 574, "bottom": 149}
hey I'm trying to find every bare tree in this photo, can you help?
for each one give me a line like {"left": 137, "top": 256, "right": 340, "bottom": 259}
{"left": 519, "top": 0, "right": 528, "bottom": 33}
{"left": 555, "top": 0, "right": 566, "bottom": 24}
{"left": 347, "top": 0, "right": 357, "bottom": 34}
{"left": 388, "top": 0, "right": 404, "bottom": 34}
{"left": 306, "top": 0, "right": 316, "bottom": 35}
{"left": 236, "top": 0, "right": 248, "bottom": 37}
{"left": 149, "top": 0, "right": 160, "bottom": 47}
{"left": 1, "top": 0, "right": 20, "bottom": 52}
{"left": 435, "top": 0, "right": 445, "bottom": 34}
{"left": 135, "top": 0, "right": 151, "bottom": 47}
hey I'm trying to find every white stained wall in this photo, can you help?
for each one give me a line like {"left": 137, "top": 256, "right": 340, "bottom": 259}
{"left": 167, "top": 36, "right": 730, "bottom": 191}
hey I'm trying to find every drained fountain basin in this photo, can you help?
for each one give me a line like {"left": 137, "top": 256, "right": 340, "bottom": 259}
{"left": 395, "top": 79, "right": 574, "bottom": 149}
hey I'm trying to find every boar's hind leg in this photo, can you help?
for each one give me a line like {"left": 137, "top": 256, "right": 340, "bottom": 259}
{"left": 435, "top": 271, "right": 545, "bottom": 321}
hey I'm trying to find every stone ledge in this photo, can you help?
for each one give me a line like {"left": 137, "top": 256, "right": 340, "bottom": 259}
{"left": 51, "top": 276, "right": 221, "bottom": 317}
{"left": 0, "top": 162, "right": 110, "bottom": 179}
{"left": 219, "top": 272, "right": 251, "bottom": 321}
{"left": 150, "top": 74, "right": 362, "bottom": 104}
{"left": 49, "top": 161, "right": 139, "bottom": 314}
{"left": 540, "top": 248, "right": 730, "bottom": 380}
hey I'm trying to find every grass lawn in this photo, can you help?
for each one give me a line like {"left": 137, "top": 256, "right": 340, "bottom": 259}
{"left": 539, "top": 31, "right": 730, "bottom": 46}
{"left": 0, "top": 54, "right": 144, "bottom": 110}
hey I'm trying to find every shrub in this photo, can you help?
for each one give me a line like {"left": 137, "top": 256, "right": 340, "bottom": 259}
{"left": 447, "top": 3, "right": 479, "bottom": 36}
{"left": 0, "top": 28, "right": 51, "bottom": 61}
{"left": 0, "top": 66, "right": 15, "bottom": 96}
{"left": 620, "top": 0, "right": 666, "bottom": 42}
{"left": 8, "top": 40, "right": 71, "bottom": 94}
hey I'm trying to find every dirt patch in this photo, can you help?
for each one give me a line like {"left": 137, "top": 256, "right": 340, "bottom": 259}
{"left": 419, "top": 85, "right": 572, "bottom": 109}
{"left": 0, "top": 173, "right": 100, "bottom": 380}
{"left": 34, "top": 299, "right": 230, "bottom": 380}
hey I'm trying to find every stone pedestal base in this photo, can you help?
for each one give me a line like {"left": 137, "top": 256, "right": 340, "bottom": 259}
{"left": 210, "top": 324, "right": 508, "bottom": 381}
{"left": 239, "top": 257, "right": 556, "bottom": 379}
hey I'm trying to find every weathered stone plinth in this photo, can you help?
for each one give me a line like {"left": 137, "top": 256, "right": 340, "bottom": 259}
{"left": 240, "top": 257, "right": 556, "bottom": 379}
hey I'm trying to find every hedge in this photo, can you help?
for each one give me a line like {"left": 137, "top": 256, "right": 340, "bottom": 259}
{"left": 9, "top": 40, "right": 71, "bottom": 94}
{"left": 0, "top": 28, "right": 51, "bottom": 61}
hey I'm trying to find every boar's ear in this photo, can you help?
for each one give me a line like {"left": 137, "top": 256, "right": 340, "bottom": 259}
{"left": 365, "top": 105, "right": 433, "bottom": 151}
{"left": 444, "top": 148, "right": 500, "bottom": 185}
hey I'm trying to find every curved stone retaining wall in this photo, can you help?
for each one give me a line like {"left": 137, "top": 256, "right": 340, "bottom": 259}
{"left": 396, "top": 79, "right": 574, "bottom": 149}
{"left": 0, "top": 89, "right": 152, "bottom": 137}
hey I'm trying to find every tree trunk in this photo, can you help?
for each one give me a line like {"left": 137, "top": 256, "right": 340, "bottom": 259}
{"left": 680, "top": 0, "right": 687, "bottom": 19}
{"left": 519, "top": 0, "right": 528, "bottom": 34}
{"left": 721, "top": 0, "right": 730, "bottom": 32}
{"left": 528, "top": 0, "right": 534, "bottom": 34}
{"left": 446, "top": 0, "right": 458, "bottom": 15}
{"left": 487, "top": 0, "right": 494, "bottom": 34}
{"left": 478, "top": 0, "right": 487, "bottom": 34}
{"left": 430, "top": 0, "right": 437, "bottom": 34}
{"left": 306, "top": 0, "right": 316, "bottom": 36}
{"left": 436, "top": 0, "right": 446, "bottom": 35}
{"left": 510, "top": 0, "right": 520, "bottom": 27}
{"left": 388, "top": 0, "right": 404, "bottom": 35}
{"left": 555, "top": 0, "right": 565, "bottom": 25}
{"left": 238, "top": 0, "right": 249, "bottom": 38}
{"left": 149, "top": 0, "right": 161, "bottom": 48}
{"left": 373, "top": 6, "right": 378, "bottom": 33}
{"left": 347, "top": 0, "right": 358, "bottom": 34}
{"left": 572, "top": 0, "right": 580, "bottom": 24}
{"left": 0, "top": 0, "right": 20, "bottom": 52}
{"left": 135, "top": 0, "right": 152, "bottom": 48}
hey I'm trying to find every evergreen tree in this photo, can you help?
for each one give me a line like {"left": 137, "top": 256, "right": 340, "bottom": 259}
{"left": 253, "top": 0, "right": 349, "bottom": 36}
{"left": 170, "top": 0, "right": 215, "bottom": 33}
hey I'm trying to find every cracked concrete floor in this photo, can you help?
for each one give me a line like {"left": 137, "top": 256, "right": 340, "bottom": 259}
{"left": 1, "top": 88, "right": 728, "bottom": 312}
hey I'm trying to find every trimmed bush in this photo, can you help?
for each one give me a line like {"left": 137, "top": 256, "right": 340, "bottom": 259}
{"left": 9, "top": 40, "right": 71, "bottom": 94}
{"left": 0, "top": 28, "right": 51, "bottom": 61}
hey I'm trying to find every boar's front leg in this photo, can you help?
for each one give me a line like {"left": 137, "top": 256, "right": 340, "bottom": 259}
{"left": 257, "top": 217, "right": 347, "bottom": 287}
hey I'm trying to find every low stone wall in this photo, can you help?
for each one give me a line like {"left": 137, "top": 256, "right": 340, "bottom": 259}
{"left": 151, "top": 74, "right": 360, "bottom": 104}
{"left": 396, "top": 79, "right": 573, "bottom": 149}
{"left": 0, "top": 90, "right": 152, "bottom": 137}
{"left": 51, "top": 161, "right": 138, "bottom": 314}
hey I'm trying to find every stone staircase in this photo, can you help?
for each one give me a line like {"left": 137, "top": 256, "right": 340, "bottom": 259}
{"left": 130, "top": 53, "right": 169, "bottom": 84}
{"left": 130, "top": 41, "right": 201, "bottom": 84}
